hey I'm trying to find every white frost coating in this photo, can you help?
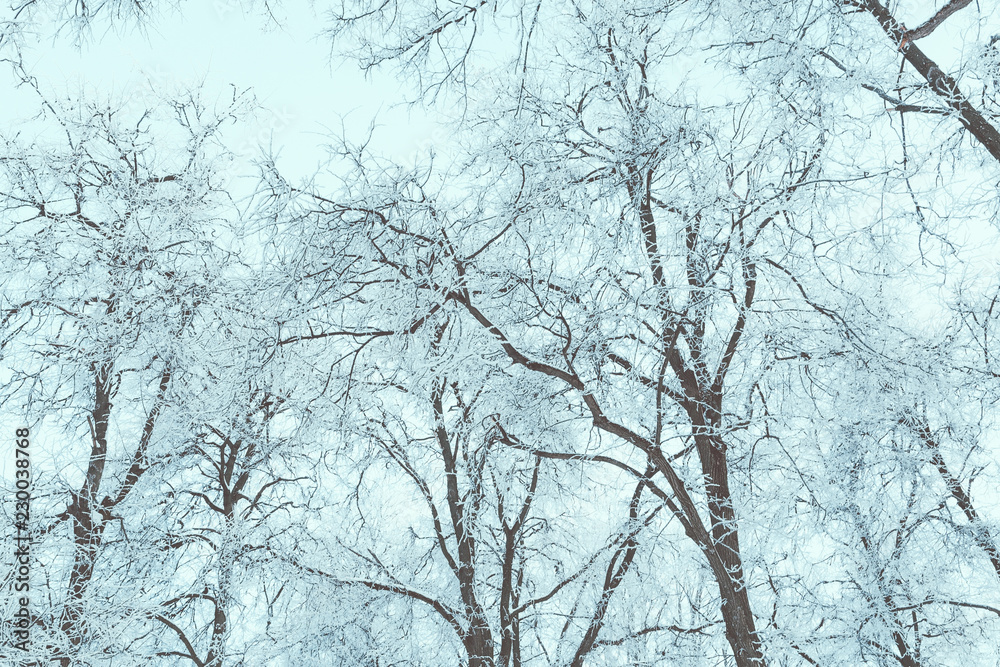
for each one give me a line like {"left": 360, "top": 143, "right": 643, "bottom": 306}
{"left": 2, "top": 2, "right": 1000, "bottom": 666}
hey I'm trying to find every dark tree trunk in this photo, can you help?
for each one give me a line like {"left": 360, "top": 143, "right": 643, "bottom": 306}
{"left": 861, "top": 0, "right": 1000, "bottom": 164}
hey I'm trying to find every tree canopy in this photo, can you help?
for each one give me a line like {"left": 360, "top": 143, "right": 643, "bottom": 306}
{"left": 4, "top": 1, "right": 1000, "bottom": 666}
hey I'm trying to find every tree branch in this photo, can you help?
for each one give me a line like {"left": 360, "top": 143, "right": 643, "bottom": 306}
{"left": 860, "top": 0, "right": 1000, "bottom": 163}
{"left": 906, "top": 0, "right": 973, "bottom": 41}
{"left": 273, "top": 551, "right": 467, "bottom": 640}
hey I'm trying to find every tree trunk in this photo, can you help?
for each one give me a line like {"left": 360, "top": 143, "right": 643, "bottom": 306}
{"left": 58, "top": 362, "right": 114, "bottom": 666}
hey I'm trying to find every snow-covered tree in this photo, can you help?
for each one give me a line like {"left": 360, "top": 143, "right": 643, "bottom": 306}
{"left": 7, "top": 1, "right": 1000, "bottom": 665}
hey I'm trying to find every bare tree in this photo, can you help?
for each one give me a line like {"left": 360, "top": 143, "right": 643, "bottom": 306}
{"left": 5, "top": 2, "right": 1000, "bottom": 666}
{"left": 0, "top": 83, "right": 255, "bottom": 664}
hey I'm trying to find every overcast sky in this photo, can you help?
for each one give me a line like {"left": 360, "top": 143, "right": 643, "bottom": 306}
{"left": 0, "top": 3, "right": 446, "bottom": 479}
{"left": 0, "top": 3, "right": 440, "bottom": 183}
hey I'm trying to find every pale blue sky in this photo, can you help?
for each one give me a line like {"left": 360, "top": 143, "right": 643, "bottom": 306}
{"left": 0, "top": 3, "right": 440, "bottom": 182}
{"left": 0, "top": 3, "right": 445, "bottom": 480}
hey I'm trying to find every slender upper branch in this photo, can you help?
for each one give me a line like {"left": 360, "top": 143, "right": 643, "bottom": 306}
{"left": 906, "top": 0, "right": 973, "bottom": 41}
